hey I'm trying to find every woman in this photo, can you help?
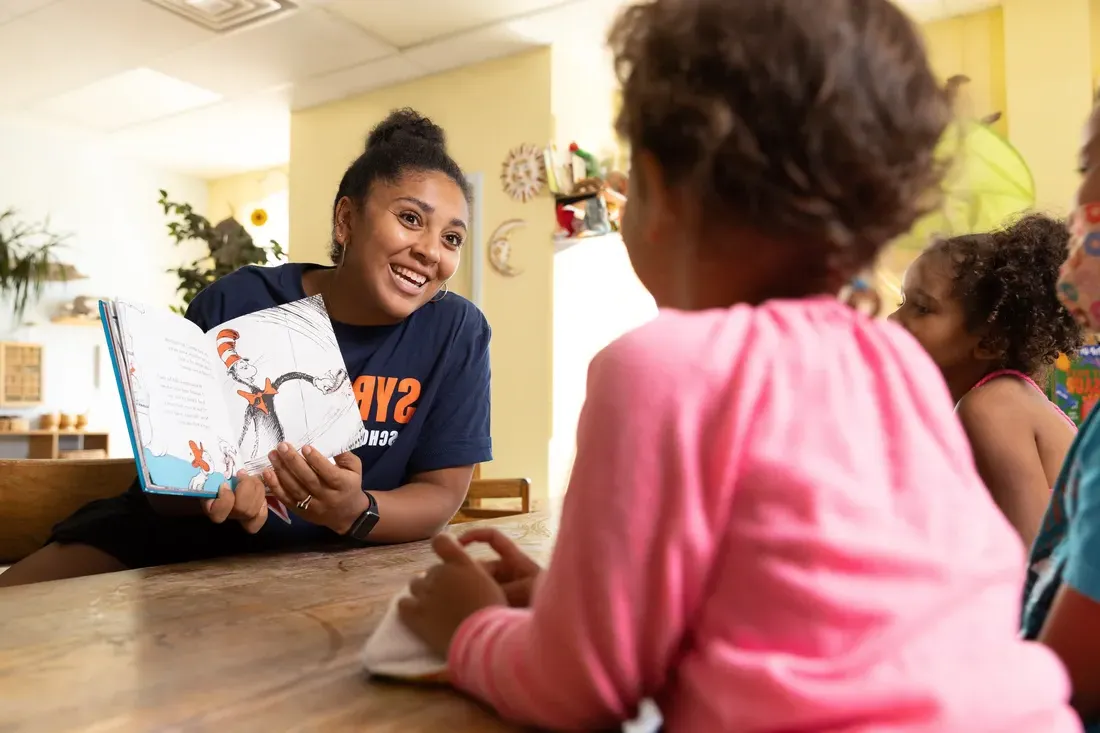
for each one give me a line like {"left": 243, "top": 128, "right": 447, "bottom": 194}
{"left": 0, "top": 108, "right": 491, "bottom": 587}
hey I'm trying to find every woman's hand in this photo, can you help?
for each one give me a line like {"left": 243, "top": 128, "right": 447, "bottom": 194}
{"left": 264, "top": 443, "right": 367, "bottom": 534}
{"left": 201, "top": 470, "right": 268, "bottom": 533}
{"left": 399, "top": 534, "right": 507, "bottom": 657}
{"left": 459, "top": 528, "right": 542, "bottom": 608}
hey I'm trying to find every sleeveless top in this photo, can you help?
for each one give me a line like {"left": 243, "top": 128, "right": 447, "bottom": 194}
{"left": 969, "top": 368, "right": 1077, "bottom": 430}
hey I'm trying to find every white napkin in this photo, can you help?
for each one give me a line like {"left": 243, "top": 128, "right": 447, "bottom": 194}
{"left": 361, "top": 588, "right": 450, "bottom": 683}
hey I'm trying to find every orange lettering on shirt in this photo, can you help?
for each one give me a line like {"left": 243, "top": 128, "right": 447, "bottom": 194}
{"left": 374, "top": 377, "right": 398, "bottom": 422}
{"left": 393, "top": 378, "right": 421, "bottom": 424}
{"left": 353, "top": 376, "right": 376, "bottom": 421}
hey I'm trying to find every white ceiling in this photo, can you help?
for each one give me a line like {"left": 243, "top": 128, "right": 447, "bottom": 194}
{"left": 0, "top": 0, "right": 1000, "bottom": 180}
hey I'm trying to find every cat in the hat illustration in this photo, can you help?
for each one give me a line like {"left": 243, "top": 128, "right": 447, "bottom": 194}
{"left": 215, "top": 328, "right": 349, "bottom": 460}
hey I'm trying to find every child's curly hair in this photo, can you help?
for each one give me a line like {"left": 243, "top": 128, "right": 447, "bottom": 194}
{"left": 933, "top": 214, "right": 1084, "bottom": 375}
{"left": 608, "top": 0, "right": 951, "bottom": 276}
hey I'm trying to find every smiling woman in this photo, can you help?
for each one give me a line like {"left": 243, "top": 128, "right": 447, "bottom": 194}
{"left": 0, "top": 109, "right": 493, "bottom": 588}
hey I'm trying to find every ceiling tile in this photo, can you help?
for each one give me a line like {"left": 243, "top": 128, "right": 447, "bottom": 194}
{"left": 291, "top": 55, "right": 424, "bottom": 110}
{"left": 34, "top": 68, "right": 223, "bottom": 131}
{"left": 327, "top": 0, "right": 567, "bottom": 48}
{"left": 0, "top": 0, "right": 55, "bottom": 25}
{"left": 401, "top": 23, "right": 543, "bottom": 76}
{"left": 0, "top": 0, "right": 215, "bottom": 107}
{"left": 105, "top": 89, "right": 291, "bottom": 178}
{"left": 151, "top": 6, "right": 396, "bottom": 96}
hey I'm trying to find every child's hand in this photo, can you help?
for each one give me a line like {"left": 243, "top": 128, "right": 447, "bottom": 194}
{"left": 201, "top": 470, "right": 267, "bottom": 533}
{"left": 459, "top": 528, "right": 542, "bottom": 607}
{"left": 399, "top": 534, "right": 507, "bottom": 658}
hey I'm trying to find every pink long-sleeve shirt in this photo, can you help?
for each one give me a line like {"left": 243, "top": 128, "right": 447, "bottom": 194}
{"left": 449, "top": 299, "right": 1079, "bottom": 732}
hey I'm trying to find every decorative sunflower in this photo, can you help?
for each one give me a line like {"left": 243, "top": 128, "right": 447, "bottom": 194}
{"left": 250, "top": 208, "right": 268, "bottom": 227}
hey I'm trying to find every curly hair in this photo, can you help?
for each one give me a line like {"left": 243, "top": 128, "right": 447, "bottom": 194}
{"left": 608, "top": 0, "right": 951, "bottom": 275}
{"left": 329, "top": 108, "right": 470, "bottom": 263}
{"left": 933, "top": 214, "right": 1084, "bottom": 375}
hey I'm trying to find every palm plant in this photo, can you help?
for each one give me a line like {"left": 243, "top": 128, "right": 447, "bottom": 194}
{"left": 0, "top": 209, "right": 68, "bottom": 320}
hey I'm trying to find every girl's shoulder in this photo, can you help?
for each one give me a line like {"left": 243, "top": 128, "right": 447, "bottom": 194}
{"left": 595, "top": 298, "right": 912, "bottom": 394}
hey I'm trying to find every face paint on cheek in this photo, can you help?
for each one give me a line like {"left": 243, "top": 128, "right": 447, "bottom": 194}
{"left": 1059, "top": 202, "right": 1100, "bottom": 329}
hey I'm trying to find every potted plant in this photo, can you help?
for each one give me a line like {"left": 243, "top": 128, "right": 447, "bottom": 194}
{"left": 0, "top": 208, "right": 68, "bottom": 320}
{"left": 158, "top": 190, "right": 285, "bottom": 314}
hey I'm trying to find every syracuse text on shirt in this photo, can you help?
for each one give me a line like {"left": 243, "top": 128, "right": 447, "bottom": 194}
{"left": 352, "top": 375, "right": 421, "bottom": 448}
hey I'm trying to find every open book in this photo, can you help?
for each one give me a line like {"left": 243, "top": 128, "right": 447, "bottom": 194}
{"left": 100, "top": 295, "right": 367, "bottom": 507}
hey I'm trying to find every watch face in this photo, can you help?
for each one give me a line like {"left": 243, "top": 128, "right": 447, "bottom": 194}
{"left": 351, "top": 499, "right": 380, "bottom": 541}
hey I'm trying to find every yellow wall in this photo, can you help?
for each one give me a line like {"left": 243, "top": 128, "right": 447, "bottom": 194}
{"left": 207, "top": 167, "right": 287, "bottom": 222}
{"left": 289, "top": 49, "right": 555, "bottom": 506}
{"left": 1003, "top": 0, "right": 1092, "bottom": 213}
{"left": 879, "top": 4, "right": 1096, "bottom": 289}
{"left": 921, "top": 8, "right": 1007, "bottom": 137}
{"left": 207, "top": 166, "right": 290, "bottom": 256}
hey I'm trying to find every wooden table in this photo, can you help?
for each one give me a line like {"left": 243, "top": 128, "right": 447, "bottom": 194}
{"left": 0, "top": 513, "right": 556, "bottom": 732}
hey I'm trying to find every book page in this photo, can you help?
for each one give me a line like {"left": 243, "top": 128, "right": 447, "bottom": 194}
{"left": 114, "top": 301, "right": 236, "bottom": 494}
{"left": 102, "top": 302, "right": 155, "bottom": 491}
{"left": 207, "top": 295, "right": 367, "bottom": 473}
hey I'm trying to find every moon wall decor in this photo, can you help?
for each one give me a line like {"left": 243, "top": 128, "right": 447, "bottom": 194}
{"left": 488, "top": 219, "right": 526, "bottom": 277}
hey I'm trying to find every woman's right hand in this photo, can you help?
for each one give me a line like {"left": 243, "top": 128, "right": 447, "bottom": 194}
{"left": 459, "top": 527, "right": 542, "bottom": 607}
{"left": 201, "top": 471, "right": 268, "bottom": 534}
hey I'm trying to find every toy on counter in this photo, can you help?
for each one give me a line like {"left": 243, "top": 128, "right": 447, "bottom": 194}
{"left": 569, "top": 142, "right": 601, "bottom": 181}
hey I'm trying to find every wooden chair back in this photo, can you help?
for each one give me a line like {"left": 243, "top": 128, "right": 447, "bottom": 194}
{"left": 0, "top": 458, "right": 137, "bottom": 563}
{"left": 452, "top": 478, "right": 532, "bottom": 523}
{"left": 0, "top": 459, "right": 532, "bottom": 561}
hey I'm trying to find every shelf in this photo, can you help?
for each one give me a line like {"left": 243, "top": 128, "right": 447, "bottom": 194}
{"left": 48, "top": 317, "right": 101, "bottom": 327}
{"left": 0, "top": 430, "right": 107, "bottom": 436}
{"left": 0, "top": 430, "right": 109, "bottom": 459}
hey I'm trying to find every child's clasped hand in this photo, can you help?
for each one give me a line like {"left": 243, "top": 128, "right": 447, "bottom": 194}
{"left": 399, "top": 529, "right": 542, "bottom": 658}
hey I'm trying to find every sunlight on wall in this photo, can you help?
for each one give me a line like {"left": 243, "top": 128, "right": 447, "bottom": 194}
{"left": 550, "top": 234, "right": 657, "bottom": 504}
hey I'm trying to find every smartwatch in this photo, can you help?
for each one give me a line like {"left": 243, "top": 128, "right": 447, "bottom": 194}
{"left": 346, "top": 491, "right": 380, "bottom": 544}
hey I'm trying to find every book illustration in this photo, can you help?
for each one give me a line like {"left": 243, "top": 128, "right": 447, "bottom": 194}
{"left": 187, "top": 440, "right": 213, "bottom": 492}
{"left": 216, "top": 295, "right": 366, "bottom": 474}
{"left": 217, "top": 326, "right": 350, "bottom": 463}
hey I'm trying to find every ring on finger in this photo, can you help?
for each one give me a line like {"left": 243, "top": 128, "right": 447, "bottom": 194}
{"left": 296, "top": 494, "right": 313, "bottom": 511}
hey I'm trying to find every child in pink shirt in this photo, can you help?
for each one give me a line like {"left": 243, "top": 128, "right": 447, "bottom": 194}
{"left": 396, "top": 0, "right": 1080, "bottom": 730}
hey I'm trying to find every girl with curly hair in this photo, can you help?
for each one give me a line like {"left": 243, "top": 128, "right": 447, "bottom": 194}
{"left": 1020, "top": 97, "right": 1100, "bottom": 732}
{"left": 386, "top": 0, "right": 1079, "bottom": 730}
{"left": 891, "top": 214, "right": 1083, "bottom": 547}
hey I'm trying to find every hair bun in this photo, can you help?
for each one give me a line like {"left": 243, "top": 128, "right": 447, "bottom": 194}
{"left": 365, "top": 108, "right": 447, "bottom": 152}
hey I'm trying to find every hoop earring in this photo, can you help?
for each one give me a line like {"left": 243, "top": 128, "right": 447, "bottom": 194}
{"left": 430, "top": 281, "right": 449, "bottom": 303}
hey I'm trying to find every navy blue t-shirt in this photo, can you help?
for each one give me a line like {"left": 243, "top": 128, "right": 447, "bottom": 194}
{"left": 184, "top": 262, "right": 492, "bottom": 538}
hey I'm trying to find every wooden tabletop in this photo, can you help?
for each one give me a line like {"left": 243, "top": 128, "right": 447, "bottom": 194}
{"left": 0, "top": 512, "right": 557, "bottom": 732}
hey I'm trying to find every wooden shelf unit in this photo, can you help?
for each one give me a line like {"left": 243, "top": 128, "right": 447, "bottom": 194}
{"left": 0, "top": 430, "right": 109, "bottom": 459}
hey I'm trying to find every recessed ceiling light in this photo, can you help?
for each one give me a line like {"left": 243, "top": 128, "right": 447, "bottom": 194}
{"left": 143, "top": 0, "right": 296, "bottom": 33}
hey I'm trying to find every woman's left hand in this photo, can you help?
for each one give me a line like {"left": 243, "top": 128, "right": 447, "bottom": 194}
{"left": 399, "top": 534, "right": 508, "bottom": 658}
{"left": 265, "top": 442, "right": 367, "bottom": 534}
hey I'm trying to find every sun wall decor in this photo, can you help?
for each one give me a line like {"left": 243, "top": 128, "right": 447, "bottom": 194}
{"left": 500, "top": 144, "right": 546, "bottom": 203}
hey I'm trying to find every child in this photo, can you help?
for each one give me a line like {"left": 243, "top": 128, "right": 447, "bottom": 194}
{"left": 890, "top": 216, "right": 1083, "bottom": 547}
{"left": 1022, "top": 98, "right": 1100, "bottom": 731}
{"left": 396, "top": 0, "right": 1079, "bottom": 730}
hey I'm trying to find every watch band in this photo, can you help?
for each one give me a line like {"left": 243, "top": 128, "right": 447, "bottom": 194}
{"left": 346, "top": 491, "right": 380, "bottom": 544}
